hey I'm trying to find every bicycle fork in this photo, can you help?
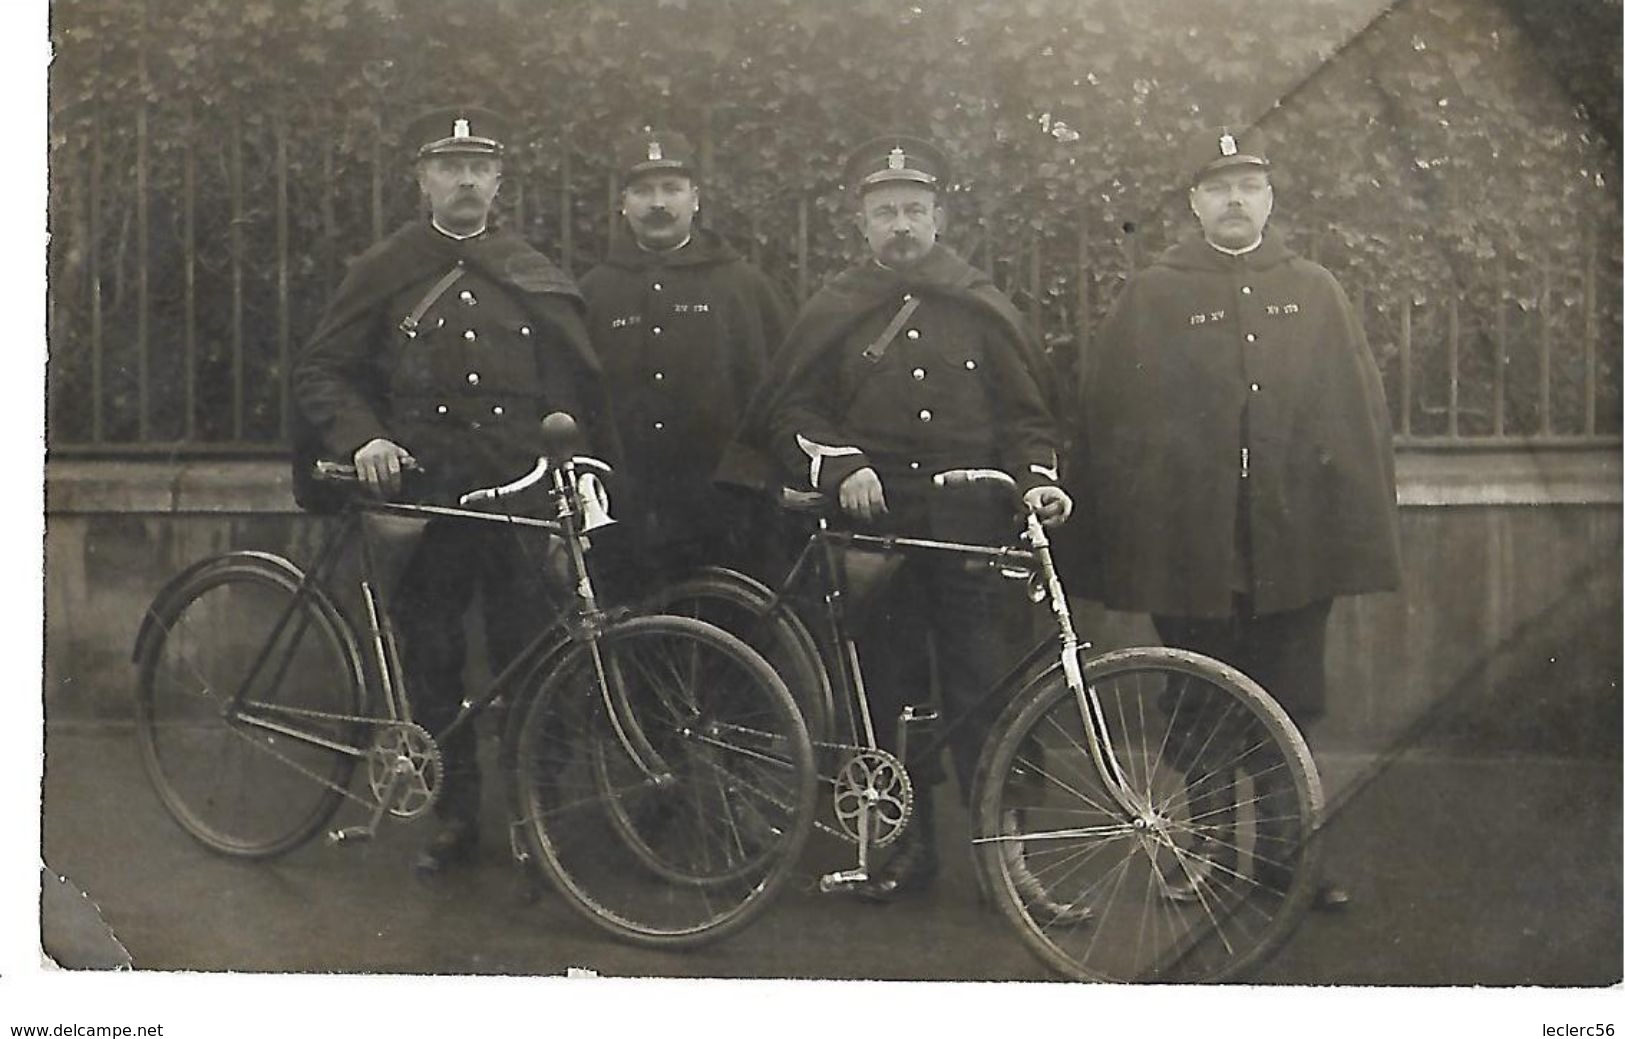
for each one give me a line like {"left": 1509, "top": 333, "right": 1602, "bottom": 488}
{"left": 1024, "top": 514, "right": 1148, "bottom": 822}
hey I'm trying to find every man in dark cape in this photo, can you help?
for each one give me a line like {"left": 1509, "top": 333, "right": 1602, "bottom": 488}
{"left": 582, "top": 128, "right": 788, "bottom": 581}
{"left": 720, "top": 136, "right": 1072, "bottom": 904}
{"left": 1070, "top": 128, "right": 1401, "bottom": 911}
{"left": 291, "top": 106, "right": 612, "bottom": 879}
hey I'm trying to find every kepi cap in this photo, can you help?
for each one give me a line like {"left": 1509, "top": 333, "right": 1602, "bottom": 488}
{"left": 843, "top": 135, "right": 949, "bottom": 194}
{"left": 619, "top": 128, "right": 697, "bottom": 181}
{"left": 1188, "top": 126, "right": 1269, "bottom": 184}
{"left": 408, "top": 106, "right": 509, "bottom": 160}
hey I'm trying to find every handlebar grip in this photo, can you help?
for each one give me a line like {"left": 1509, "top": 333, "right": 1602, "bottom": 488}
{"left": 311, "top": 457, "right": 423, "bottom": 483}
{"left": 932, "top": 468, "right": 1017, "bottom": 490}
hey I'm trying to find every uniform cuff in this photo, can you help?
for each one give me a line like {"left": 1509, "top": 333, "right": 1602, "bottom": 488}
{"left": 1016, "top": 460, "right": 1061, "bottom": 497}
{"left": 328, "top": 414, "right": 393, "bottom": 461}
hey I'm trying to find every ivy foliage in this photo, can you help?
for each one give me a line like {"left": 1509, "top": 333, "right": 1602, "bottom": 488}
{"left": 47, "top": 0, "right": 1621, "bottom": 444}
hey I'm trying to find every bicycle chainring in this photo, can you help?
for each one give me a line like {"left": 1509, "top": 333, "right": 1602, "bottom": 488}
{"left": 829, "top": 748, "right": 913, "bottom": 847}
{"left": 366, "top": 722, "right": 441, "bottom": 820}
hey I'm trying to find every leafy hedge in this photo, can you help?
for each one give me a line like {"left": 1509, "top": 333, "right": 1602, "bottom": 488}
{"left": 47, "top": 0, "right": 1621, "bottom": 445}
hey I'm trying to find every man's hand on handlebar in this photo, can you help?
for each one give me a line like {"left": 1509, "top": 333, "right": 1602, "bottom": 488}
{"left": 838, "top": 467, "right": 888, "bottom": 523}
{"left": 1023, "top": 485, "right": 1073, "bottom": 527}
{"left": 353, "top": 437, "right": 416, "bottom": 499}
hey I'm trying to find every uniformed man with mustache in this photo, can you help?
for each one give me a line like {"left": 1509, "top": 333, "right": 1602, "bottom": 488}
{"left": 581, "top": 129, "right": 789, "bottom": 581}
{"left": 292, "top": 106, "right": 611, "bottom": 878}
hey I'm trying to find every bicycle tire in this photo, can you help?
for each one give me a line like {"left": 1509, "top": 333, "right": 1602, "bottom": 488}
{"left": 652, "top": 568, "right": 834, "bottom": 746}
{"left": 971, "top": 646, "right": 1323, "bottom": 983}
{"left": 507, "top": 614, "right": 817, "bottom": 948}
{"left": 134, "top": 557, "right": 366, "bottom": 859}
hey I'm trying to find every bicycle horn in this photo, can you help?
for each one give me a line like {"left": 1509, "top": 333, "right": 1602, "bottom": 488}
{"left": 577, "top": 471, "right": 615, "bottom": 531}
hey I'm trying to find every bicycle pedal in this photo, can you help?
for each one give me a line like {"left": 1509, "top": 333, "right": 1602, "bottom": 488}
{"left": 817, "top": 868, "right": 871, "bottom": 893}
{"left": 327, "top": 825, "right": 376, "bottom": 845}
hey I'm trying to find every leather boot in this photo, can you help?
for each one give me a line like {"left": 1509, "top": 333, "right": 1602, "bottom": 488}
{"left": 413, "top": 816, "right": 479, "bottom": 878}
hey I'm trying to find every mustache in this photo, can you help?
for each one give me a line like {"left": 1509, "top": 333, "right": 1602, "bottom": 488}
{"left": 639, "top": 210, "right": 678, "bottom": 225}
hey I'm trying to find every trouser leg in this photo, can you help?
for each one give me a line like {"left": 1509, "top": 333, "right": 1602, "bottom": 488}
{"left": 393, "top": 520, "right": 481, "bottom": 825}
{"left": 928, "top": 556, "right": 1023, "bottom": 802}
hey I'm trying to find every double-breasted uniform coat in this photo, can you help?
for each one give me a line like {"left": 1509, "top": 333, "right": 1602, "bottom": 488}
{"left": 581, "top": 228, "right": 788, "bottom": 572}
{"left": 291, "top": 219, "right": 610, "bottom": 824}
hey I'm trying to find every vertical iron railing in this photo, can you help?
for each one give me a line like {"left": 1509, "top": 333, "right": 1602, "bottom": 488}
{"left": 182, "top": 107, "right": 197, "bottom": 441}
{"left": 89, "top": 111, "right": 104, "bottom": 444}
{"left": 229, "top": 114, "right": 245, "bottom": 440}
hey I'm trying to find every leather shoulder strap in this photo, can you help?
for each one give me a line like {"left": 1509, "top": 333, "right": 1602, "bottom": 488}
{"left": 859, "top": 295, "right": 923, "bottom": 363}
{"left": 398, "top": 264, "right": 468, "bottom": 338}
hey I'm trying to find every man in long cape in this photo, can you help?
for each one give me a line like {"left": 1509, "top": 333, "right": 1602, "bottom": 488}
{"left": 291, "top": 106, "right": 613, "bottom": 879}
{"left": 720, "top": 136, "right": 1072, "bottom": 904}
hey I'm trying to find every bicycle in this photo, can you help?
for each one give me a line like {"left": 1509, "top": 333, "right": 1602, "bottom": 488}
{"left": 651, "top": 469, "right": 1326, "bottom": 983}
{"left": 131, "top": 414, "right": 819, "bottom": 948}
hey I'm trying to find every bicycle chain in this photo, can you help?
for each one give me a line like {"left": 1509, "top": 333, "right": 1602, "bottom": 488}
{"left": 225, "top": 703, "right": 436, "bottom": 814}
{"left": 691, "top": 726, "right": 920, "bottom": 845}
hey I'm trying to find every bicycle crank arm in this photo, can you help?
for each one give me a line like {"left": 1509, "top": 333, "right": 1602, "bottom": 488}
{"left": 328, "top": 759, "right": 410, "bottom": 845}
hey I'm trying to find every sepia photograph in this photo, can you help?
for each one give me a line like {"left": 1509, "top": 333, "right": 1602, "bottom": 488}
{"left": 15, "top": 0, "right": 1623, "bottom": 1029}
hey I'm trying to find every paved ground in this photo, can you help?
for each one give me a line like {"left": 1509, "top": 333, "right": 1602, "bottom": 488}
{"left": 40, "top": 720, "right": 1620, "bottom": 986}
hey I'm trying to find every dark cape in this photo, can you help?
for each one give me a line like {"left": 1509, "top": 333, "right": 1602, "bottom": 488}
{"left": 1064, "top": 233, "right": 1401, "bottom": 617}
{"left": 717, "top": 244, "right": 1052, "bottom": 491}
{"left": 305, "top": 219, "right": 598, "bottom": 405}
{"left": 291, "top": 220, "right": 615, "bottom": 510}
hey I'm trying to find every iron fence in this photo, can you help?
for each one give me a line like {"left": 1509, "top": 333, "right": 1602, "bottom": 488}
{"left": 46, "top": 105, "right": 1621, "bottom": 456}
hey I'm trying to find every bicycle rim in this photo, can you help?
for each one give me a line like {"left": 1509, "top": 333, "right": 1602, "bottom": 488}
{"left": 509, "top": 614, "right": 817, "bottom": 947}
{"left": 972, "top": 647, "right": 1323, "bottom": 983}
{"left": 135, "top": 562, "right": 362, "bottom": 858}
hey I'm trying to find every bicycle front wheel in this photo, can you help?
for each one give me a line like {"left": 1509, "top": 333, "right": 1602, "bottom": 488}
{"left": 508, "top": 614, "right": 817, "bottom": 948}
{"left": 972, "top": 646, "right": 1323, "bottom": 983}
{"left": 134, "top": 558, "right": 365, "bottom": 858}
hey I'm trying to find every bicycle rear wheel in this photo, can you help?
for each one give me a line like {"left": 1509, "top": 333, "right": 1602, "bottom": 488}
{"left": 971, "top": 647, "right": 1322, "bottom": 983}
{"left": 134, "top": 558, "right": 365, "bottom": 858}
{"left": 653, "top": 568, "right": 833, "bottom": 746}
{"left": 508, "top": 614, "right": 817, "bottom": 948}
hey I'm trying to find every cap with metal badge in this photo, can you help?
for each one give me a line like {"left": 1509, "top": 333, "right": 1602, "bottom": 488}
{"left": 1188, "top": 126, "right": 1269, "bottom": 184}
{"left": 407, "top": 106, "right": 509, "bottom": 160}
{"left": 842, "top": 135, "right": 950, "bottom": 194}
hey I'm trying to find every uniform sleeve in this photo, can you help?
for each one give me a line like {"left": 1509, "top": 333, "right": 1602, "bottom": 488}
{"left": 766, "top": 343, "right": 872, "bottom": 494}
{"left": 290, "top": 269, "right": 393, "bottom": 459}
{"left": 985, "top": 324, "right": 1062, "bottom": 495}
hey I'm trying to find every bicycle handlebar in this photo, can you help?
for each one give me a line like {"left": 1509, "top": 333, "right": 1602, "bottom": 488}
{"left": 457, "top": 454, "right": 613, "bottom": 507}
